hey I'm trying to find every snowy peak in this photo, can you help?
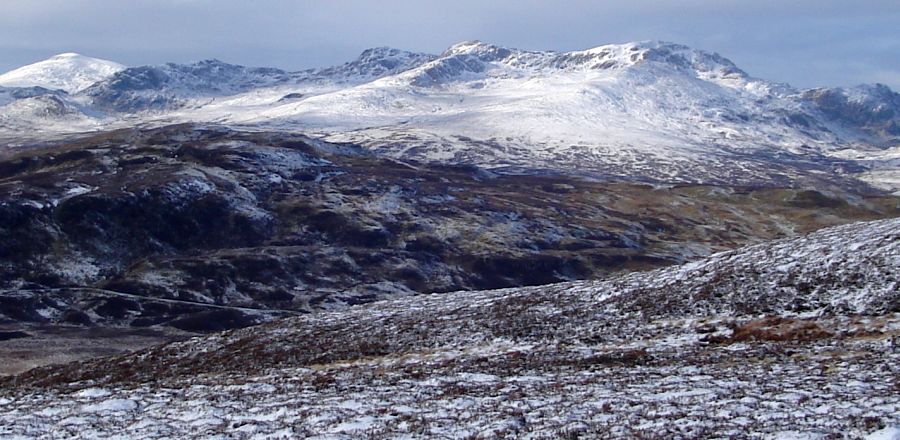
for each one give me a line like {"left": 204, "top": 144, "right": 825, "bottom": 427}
{"left": 405, "top": 41, "right": 529, "bottom": 86}
{"left": 81, "top": 50, "right": 435, "bottom": 113}
{"left": 441, "top": 40, "right": 515, "bottom": 60}
{"left": 402, "top": 40, "right": 751, "bottom": 87}
{"left": 91, "top": 58, "right": 287, "bottom": 93}
{"left": 314, "top": 47, "right": 436, "bottom": 80}
{"left": 0, "top": 53, "right": 125, "bottom": 93}
{"left": 49, "top": 52, "right": 84, "bottom": 60}
{"left": 626, "top": 41, "right": 748, "bottom": 81}
{"left": 152, "top": 58, "right": 290, "bottom": 91}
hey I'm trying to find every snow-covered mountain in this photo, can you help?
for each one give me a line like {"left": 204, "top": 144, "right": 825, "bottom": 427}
{"left": 235, "top": 40, "right": 897, "bottom": 187}
{"left": 3, "top": 218, "right": 897, "bottom": 437}
{"left": 0, "top": 53, "right": 124, "bottom": 94}
{"left": 81, "top": 48, "right": 435, "bottom": 113}
{"left": 0, "top": 41, "right": 898, "bottom": 190}
{"left": 0, "top": 53, "right": 123, "bottom": 135}
{"left": 2, "top": 43, "right": 898, "bottom": 438}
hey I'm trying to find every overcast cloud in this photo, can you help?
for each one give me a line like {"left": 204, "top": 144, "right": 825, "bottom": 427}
{"left": 0, "top": 0, "right": 897, "bottom": 89}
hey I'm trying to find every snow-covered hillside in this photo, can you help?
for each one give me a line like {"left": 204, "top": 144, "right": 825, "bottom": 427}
{"left": 2, "top": 218, "right": 897, "bottom": 437}
{"left": 0, "top": 53, "right": 124, "bottom": 94}
{"left": 0, "top": 89, "right": 101, "bottom": 136}
{"left": 232, "top": 40, "right": 896, "bottom": 186}
{"left": 0, "top": 41, "right": 898, "bottom": 189}
{"left": 80, "top": 48, "right": 435, "bottom": 114}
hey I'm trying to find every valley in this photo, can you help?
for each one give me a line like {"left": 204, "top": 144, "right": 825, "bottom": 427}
{"left": 1, "top": 124, "right": 897, "bottom": 341}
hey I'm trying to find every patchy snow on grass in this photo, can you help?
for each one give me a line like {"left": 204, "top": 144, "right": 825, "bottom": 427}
{"left": 0, "top": 218, "right": 898, "bottom": 438}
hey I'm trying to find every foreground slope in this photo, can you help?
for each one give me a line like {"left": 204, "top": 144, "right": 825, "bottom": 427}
{"left": 2, "top": 218, "right": 897, "bottom": 438}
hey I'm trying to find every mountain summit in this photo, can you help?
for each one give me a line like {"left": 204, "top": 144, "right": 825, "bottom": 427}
{"left": 399, "top": 40, "right": 749, "bottom": 87}
{"left": 0, "top": 53, "right": 124, "bottom": 93}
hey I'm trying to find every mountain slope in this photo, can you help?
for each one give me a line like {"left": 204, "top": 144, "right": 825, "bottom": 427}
{"left": 82, "top": 59, "right": 293, "bottom": 112}
{"left": 2, "top": 218, "right": 897, "bottom": 437}
{"left": 0, "top": 53, "right": 124, "bottom": 94}
{"left": 0, "top": 89, "right": 101, "bottom": 136}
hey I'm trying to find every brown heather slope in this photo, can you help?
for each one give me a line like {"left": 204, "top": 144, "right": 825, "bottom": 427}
{"left": 0, "top": 123, "right": 898, "bottom": 333}
{"left": 0, "top": 219, "right": 896, "bottom": 438}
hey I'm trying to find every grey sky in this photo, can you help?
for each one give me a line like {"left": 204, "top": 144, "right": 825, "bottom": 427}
{"left": 1, "top": 0, "right": 898, "bottom": 90}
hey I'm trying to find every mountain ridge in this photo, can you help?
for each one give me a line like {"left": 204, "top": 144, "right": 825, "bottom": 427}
{"left": 0, "top": 41, "right": 898, "bottom": 191}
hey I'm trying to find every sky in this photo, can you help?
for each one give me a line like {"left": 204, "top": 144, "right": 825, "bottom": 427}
{"left": 0, "top": 0, "right": 898, "bottom": 90}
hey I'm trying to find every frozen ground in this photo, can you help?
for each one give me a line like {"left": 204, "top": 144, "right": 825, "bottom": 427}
{"left": 0, "top": 218, "right": 897, "bottom": 438}
{"left": 0, "top": 336, "right": 897, "bottom": 439}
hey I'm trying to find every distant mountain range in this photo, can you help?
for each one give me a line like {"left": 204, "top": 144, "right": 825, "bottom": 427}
{"left": 1, "top": 41, "right": 898, "bottom": 191}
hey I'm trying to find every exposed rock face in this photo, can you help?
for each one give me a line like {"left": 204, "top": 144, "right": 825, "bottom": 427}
{"left": 1, "top": 124, "right": 897, "bottom": 331}
{"left": 315, "top": 47, "right": 436, "bottom": 79}
{"left": 802, "top": 84, "right": 900, "bottom": 140}
{"left": 82, "top": 60, "right": 292, "bottom": 112}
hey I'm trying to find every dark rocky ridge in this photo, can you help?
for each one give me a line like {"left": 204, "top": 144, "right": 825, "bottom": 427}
{"left": 803, "top": 84, "right": 900, "bottom": 141}
{"left": 1, "top": 124, "right": 898, "bottom": 332}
